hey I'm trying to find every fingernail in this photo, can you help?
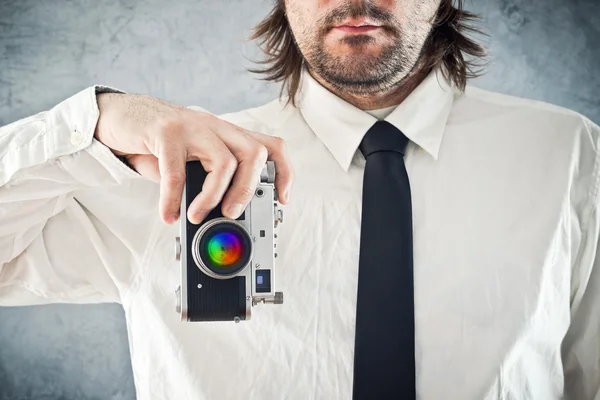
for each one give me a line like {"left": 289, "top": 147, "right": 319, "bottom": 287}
{"left": 226, "top": 204, "right": 243, "bottom": 219}
{"left": 284, "top": 189, "right": 290, "bottom": 203}
{"left": 168, "top": 212, "right": 179, "bottom": 224}
{"left": 187, "top": 211, "right": 199, "bottom": 225}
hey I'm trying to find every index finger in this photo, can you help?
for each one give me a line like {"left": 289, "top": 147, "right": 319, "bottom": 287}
{"left": 244, "top": 132, "right": 294, "bottom": 204}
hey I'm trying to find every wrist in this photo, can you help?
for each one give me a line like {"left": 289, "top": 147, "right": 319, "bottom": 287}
{"left": 93, "top": 84, "right": 125, "bottom": 141}
{"left": 94, "top": 92, "right": 119, "bottom": 148}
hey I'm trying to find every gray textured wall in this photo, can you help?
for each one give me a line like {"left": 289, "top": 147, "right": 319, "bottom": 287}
{"left": 1, "top": 0, "right": 598, "bottom": 399}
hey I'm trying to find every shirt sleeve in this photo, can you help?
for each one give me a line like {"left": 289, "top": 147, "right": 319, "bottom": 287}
{"left": 562, "top": 117, "right": 600, "bottom": 399}
{"left": 0, "top": 86, "right": 158, "bottom": 306}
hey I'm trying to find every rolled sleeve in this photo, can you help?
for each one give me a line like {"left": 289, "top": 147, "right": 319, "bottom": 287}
{"left": 0, "top": 85, "right": 126, "bottom": 186}
{"left": 0, "top": 85, "right": 154, "bottom": 306}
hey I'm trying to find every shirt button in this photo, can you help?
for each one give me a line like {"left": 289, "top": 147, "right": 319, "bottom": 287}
{"left": 71, "top": 129, "right": 83, "bottom": 146}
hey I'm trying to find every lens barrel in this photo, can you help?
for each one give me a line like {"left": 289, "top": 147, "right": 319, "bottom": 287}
{"left": 192, "top": 218, "right": 253, "bottom": 279}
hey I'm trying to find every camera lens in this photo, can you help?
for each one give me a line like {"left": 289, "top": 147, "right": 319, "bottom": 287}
{"left": 193, "top": 219, "right": 253, "bottom": 279}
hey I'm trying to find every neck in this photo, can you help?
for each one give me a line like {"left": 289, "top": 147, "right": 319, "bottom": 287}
{"left": 308, "top": 64, "right": 431, "bottom": 111}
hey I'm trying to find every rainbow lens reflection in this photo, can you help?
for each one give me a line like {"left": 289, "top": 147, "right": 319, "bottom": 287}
{"left": 206, "top": 232, "right": 243, "bottom": 268}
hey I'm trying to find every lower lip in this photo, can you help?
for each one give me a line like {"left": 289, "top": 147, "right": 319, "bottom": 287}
{"left": 333, "top": 25, "right": 381, "bottom": 33}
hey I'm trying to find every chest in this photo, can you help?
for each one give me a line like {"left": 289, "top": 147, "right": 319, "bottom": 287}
{"left": 270, "top": 138, "right": 573, "bottom": 396}
{"left": 136, "top": 135, "right": 573, "bottom": 399}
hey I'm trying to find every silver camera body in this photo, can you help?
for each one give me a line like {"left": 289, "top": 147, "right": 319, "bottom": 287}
{"left": 175, "top": 161, "right": 284, "bottom": 322}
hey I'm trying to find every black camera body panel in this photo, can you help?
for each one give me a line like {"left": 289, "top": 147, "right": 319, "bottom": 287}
{"left": 184, "top": 160, "right": 247, "bottom": 321}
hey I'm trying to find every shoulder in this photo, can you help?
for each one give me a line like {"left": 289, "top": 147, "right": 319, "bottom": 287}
{"left": 453, "top": 83, "right": 599, "bottom": 139}
{"left": 455, "top": 83, "right": 600, "bottom": 213}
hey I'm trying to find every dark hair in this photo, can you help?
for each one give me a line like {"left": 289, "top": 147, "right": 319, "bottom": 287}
{"left": 249, "top": 0, "right": 488, "bottom": 105}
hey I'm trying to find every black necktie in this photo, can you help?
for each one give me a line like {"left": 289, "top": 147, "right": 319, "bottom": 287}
{"left": 352, "top": 120, "right": 416, "bottom": 399}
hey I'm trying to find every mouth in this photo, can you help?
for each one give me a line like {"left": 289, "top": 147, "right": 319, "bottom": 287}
{"left": 331, "top": 18, "right": 383, "bottom": 34}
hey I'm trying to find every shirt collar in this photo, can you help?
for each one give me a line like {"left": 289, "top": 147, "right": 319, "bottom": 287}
{"left": 298, "top": 66, "right": 456, "bottom": 171}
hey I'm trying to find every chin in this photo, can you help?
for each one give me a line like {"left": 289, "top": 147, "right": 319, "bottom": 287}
{"left": 335, "top": 54, "right": 382, "bottom": 71}
{"left": 324, "top": 66, "right": 381, "bottom": 86}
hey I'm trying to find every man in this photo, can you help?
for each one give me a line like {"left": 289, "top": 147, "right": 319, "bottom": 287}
{"left": 0, "top": 0, "right": 598, "bottom": 399}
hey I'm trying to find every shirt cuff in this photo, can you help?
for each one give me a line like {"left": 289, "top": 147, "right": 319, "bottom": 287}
{"left": 46, "top": 84, "right": 143, "bottom": 179}
{"left": 95, "top": 85, "right": 124, "bottom": 95}
{"left": 46, "top": 85, "right": 125, "bottom": 159}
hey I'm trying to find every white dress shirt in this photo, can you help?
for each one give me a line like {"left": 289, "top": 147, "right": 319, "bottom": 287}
{"left": 1, "top": 67, "right": 599, "bottom": 400}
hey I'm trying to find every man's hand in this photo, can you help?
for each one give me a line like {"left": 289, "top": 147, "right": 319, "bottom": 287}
{"left": 94, "top": 92, "right": 293, "bottom": 225}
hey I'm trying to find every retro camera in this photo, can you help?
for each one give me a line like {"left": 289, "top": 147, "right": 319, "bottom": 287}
{"left": 174, "top": 160, "right": 284, "bottom": 322}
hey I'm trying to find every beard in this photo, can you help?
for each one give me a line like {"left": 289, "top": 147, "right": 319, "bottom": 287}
{"left": 299, "top": 2, "right": 423, "bottom": 95}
